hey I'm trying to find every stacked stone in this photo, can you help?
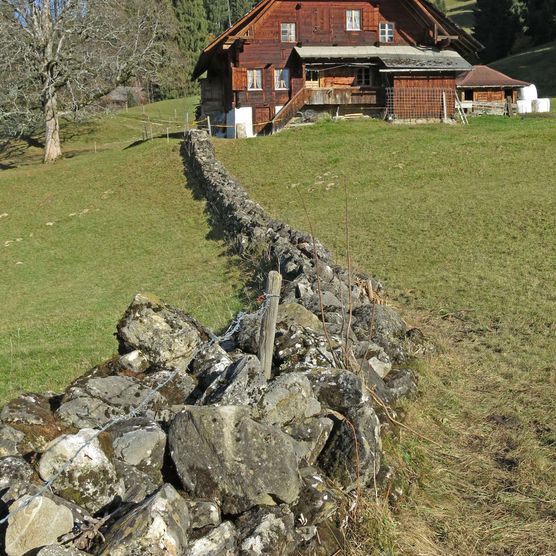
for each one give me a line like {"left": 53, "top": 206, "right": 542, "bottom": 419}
{"left": 0, "top": 131, "right": 422, "bottom": 554}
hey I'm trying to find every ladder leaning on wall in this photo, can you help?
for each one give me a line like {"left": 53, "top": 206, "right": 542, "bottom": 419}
{"left": 455, "top": 96, "right": 469, "bottom": 125}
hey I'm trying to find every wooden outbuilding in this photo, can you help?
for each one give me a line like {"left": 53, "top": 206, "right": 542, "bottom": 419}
{"left": 193, "top": 0, "right": 482, "bottom": 136}
{"left": 456, "top": 65, "right": 530, "bottom": 104}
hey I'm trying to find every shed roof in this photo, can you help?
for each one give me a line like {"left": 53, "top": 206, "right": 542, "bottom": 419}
{"left": 456, "top": 65, "right": 530, "bottom": 88}
{"left": 295, "top": 45, "right": 472, "bottom": 71}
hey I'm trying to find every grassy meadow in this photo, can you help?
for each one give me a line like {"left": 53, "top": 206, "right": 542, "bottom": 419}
{"left": 0, "top": 99, "right": 244, "bottom": 403}
{"left": 216, "top": 115, "right": 556, "bottom": 555}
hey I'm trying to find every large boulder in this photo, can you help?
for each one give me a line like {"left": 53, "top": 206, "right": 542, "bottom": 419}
{"left": 38, "top": 429, "right": 123, "bottom": 513}
{"left": 200, "top": 355, "right": 267, "bottom": 407}
{"left": 283, "top": 417, "right": 333, "bottom": 466}
{"left": 169, "top": 406, "right": 301, "bottom": 514}
{"left": 184, "top": 521, "right": 237, "bottom": 556}
{"left": 116, "top": 293, "right": 208, "bottom": 372}
{"left": 57, "top": 375, "right": 168, "bottom": 429}
{"left": 99, "top": 484, "right": 190, "bottom": 556}
{"left": 5, "top": 495, "right": 74, "bottom": 556}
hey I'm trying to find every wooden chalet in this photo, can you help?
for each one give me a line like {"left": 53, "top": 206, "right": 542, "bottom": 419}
{"left": 192, "top": 0, "right": 482, "bottom": 136}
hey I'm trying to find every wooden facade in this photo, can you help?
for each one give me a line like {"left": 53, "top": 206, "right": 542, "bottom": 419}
{"left": 193, "top": 0, "right": 482, "bottom": 134}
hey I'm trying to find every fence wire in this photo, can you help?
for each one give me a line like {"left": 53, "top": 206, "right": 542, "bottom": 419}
{"left": 386, "top": 87, "right": 457, "bottom": 121}
{"left": 0, "top": 295, "right": 277, "bottom": 526}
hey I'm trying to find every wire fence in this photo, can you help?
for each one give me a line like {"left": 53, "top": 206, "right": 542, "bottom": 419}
{"left": 386, "top": 87, "right": 457, "bottom": 121}
{"left": 0, "top": 293, "right": 278, "bottom": 527}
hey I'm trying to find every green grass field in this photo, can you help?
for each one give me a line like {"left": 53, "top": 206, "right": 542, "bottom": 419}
{"left": 0, "top": 99, "right": 244, "bottom": 403}
{"left": 216, "top": 116, "right": 556, "bottom": 555}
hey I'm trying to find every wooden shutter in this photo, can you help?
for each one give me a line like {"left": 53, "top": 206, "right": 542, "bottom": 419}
{"left": 232, "top": 67, "right": 248, "bottom": 91}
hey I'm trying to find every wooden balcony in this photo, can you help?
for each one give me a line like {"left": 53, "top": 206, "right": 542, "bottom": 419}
{"left": 306, "top": 86, "right": 384, "bottom": 106}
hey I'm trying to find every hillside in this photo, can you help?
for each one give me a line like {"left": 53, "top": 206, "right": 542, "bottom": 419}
{"left": 0, "top": 99, "right": 244, "bottom": 403}
{"left": 491, "top": 40, "right": 556, "bottom": 97}
{"left": 216, "top": 116, "right": 556, "bottom": 555}
{"left": 445, "top": 0, "right": 475, "bottom": 32}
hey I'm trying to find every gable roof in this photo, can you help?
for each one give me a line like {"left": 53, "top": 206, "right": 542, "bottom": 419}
{"left": 192, "top": 0, "right": 482, "bottom": 80}
{"left": 456, "top": 65, "right": 530, "bottom": 88}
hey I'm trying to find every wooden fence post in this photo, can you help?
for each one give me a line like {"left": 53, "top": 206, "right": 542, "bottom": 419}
{"left": 258, "top": 271, "right": 282, "bottom": 379}
{"left": 207, "top": 115, "right": 212, "bottom": 136}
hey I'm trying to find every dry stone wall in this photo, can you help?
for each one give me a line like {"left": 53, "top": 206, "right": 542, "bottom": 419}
{"left": 0, "top": 130, "right": 422, "bottom": 555}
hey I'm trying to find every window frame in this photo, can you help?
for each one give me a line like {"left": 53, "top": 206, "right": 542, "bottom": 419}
{"left": 379, "top": 22, "right": 395, "bottom": 43}
{"left": 280, "top": 22, "right": 296, "bottom": 42}
{"left": 247, "top": 69, "right": 263, "bottom": 91}
{"left": 355, "top": 67, "right": 372, "bottom": 87}
{"left": 346, "top": 9, "right": 361, "bottom": 31}
{"left": 274, "top": 68, "right": 290, "bottom": 90}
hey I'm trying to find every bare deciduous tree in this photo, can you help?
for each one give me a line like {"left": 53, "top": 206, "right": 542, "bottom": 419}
{"left": 0, "top": 0, "right": 161, "bottom": 162}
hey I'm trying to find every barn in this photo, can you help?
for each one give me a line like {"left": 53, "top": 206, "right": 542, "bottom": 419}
{"left": 193, "top": 0, "right": 482, "bottom": 136}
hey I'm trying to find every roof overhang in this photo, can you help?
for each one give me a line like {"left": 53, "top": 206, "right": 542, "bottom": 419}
{"left": 295, "top": 45, "right": 472, "bottom": 72}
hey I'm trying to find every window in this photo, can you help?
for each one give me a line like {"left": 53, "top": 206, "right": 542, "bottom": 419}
{"left": 379, "top": 22, "right": 395, "bottom": 43}
{"left": 346, "top": 10, "right": 361, "bottom": 31}
{"left": 274, "top": 68, "right": 290, "bottom": 90}
{"left": 247, "top": 69, "right": 263, "bottom": 90}
{"left": 356, "top": 67, "right": 372, "bottom": 86}
{"left": 281, "top": 23, "right": 296, "bottom": 42}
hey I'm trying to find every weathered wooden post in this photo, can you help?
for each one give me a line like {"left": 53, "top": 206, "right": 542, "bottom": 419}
{"left": 207, "top": 115, "right": 212, "bottom": 136}
{"left": 258, "top": 271, "right": 282, "bottom": 379}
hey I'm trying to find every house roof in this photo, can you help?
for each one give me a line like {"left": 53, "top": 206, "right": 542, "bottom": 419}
{"left": 192, "top": 0, "right": 482, "bottom": 80}
{"left": 456, "top": 65, "right": 530, "bottom": 88}
{"left": 295, "top": 45, "right": 472, "bottom": 71}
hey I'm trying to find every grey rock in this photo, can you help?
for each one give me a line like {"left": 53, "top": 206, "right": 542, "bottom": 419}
{"left": 169, "top": 406, "right": 301, "bottom": 514}
{"left": 0, "top": 456, "right": 34, "bottom": 489}
{"left": 142, "top": 368, "right": 197, "bottom": 411}
{"left": 38, "top": 428, "right": 123, "bottom": 513}
{"left": 277, "top": 303, "right": 323, "bottom": 333}
{"left": 191, "top": 343, "right": 233, "bottom": 391}
{"left": 57, "top": 375, "right": 167, "bottom": 429}
{"left": 317, "top": 404, "right": 381, "bottom": 491}
{"left": 292, "top": 468, "right": 344, "bottom": 526}
{"left": 110, "top": 418, "right": 166, "bottom": 481}
{"left": 257, "top": 373, "right": 321, "bottom": 427}
{"left": 0, "top": 394, "right": 65, "bottom": 453}
{"left": 185, "top": 521, "right": 237, "bottom": 556}
{"left": 5, "top": 495, "right": 74, "bottom": 556}
{"left": 186, "top": 500, "right": 221, "bottom": 530}
{"left": 113, "top": 460, "right": 160, "bottom": 504}
{"left": 118, "top": 349, "right": 150, "bottom": 373}
{"left": 35, "top": 547, "right": 90, "bottom": 556}
{"left": 303, "top": 368, "right": 365, "bottom": 412}
{"left": 236, "top": 312, "right": 262, "bottom": 354}
{"left": 117, "top": 293, "right": 208, "bottom": 372}
{"left": 201, "top": 355, "right": 267, "bottom": 407}
{"left": 100, "top": 484, "right": 190, "bottom": 556}
{"left": 0, "top": 425, "right": 24, "bottom": 457}
{"left": 238, "top": 505, "right": 297, "bottom": 556}
{"left": 353, "top": 304, "right": 407, "bottom": 361}
{"left": 384, "top": 368, "right": 417, "bottom": 402}
{"left": 284, "top": 417, "right": 333, "bottom": 466}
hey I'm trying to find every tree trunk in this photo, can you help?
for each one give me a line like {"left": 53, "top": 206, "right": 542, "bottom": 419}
{"left": 43, "top": 92, "right": 62, "bottom": 163}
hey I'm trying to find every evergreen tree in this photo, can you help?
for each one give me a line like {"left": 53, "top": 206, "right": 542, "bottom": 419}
{"left": 474, "top": 0, "right": 518, "bottom": 61}
{"left": 526, "top": 0, "right": 556, "bottom": 44}
{"left": 204, "top": 0, "right": 231, "bottom": 36}
{"left": 172, "top": 0, "right": 209, "bottom": 91}
{"left": 230, "top": 0, "right": 257, "bottom": 23}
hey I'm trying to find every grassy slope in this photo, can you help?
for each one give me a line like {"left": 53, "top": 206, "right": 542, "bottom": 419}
{"left": 216, "top": 117, "right": 556, "bottom": 555}
{"left": 0, "top": 99, "right": 244, "bottom": 403}
{"left": 491, "top": 41, "right": 556, "bottom": 97}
